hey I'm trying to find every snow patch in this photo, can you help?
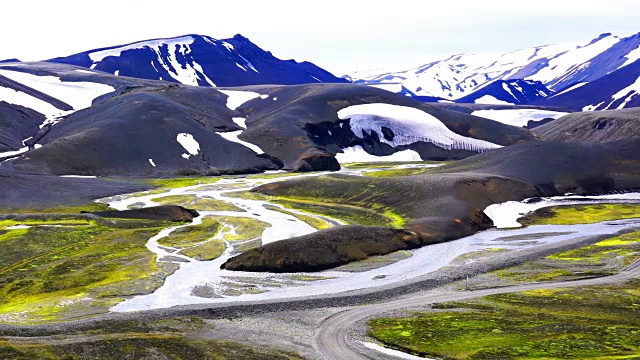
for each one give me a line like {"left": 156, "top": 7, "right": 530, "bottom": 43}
{"left": 552, "top": 82, "right": 587, "bottom": 97}
{"left": 60, "top": 175, "right": 98, "bottom": 179}
{"left": 149, "top": 159, "right": 156, "bottom": 167}
{"left": 335, "top": 146, "right": 421, "bottom": 163}
{"left": 338, "top": 103, "right": 501, "bottom": 152}
{"left": 471, "top": 109, "right": 568, "bottom": 127}
{"left": 232, "top": 117, "right": 247, "bottom": 129}
{"left": 0, "top": 70, "right": 114, "bottom": 111}
{"left": 218, "top": 89, "right": 265, "bottom": 110}
{"left": 177, "top": 133, "right": 200, "bottom": 159}
{"left": 619, "top": 45, "right": 640, "bottom": 69}
{"left": 474, "top": 95, "right": 513, "bottom": 105}
{"left": 216, "top": 131, "right": 264, "bottom": 154}
{"left": 363, "top": 342, "right": 434, "bottom": 360}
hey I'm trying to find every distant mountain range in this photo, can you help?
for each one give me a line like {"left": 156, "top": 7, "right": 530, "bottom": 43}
{"left": 47, "top": 34, "right": 347, "bottom": 87}
{"left": 350, "top": 32, "right": 640, "bottom": 110}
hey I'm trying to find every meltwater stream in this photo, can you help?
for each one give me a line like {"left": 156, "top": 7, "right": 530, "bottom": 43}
{"left": 104, "top": 171, "right": 640, "bottom": 312}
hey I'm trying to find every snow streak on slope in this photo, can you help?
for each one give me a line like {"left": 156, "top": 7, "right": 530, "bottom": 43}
{"left": 338, "top": 104, "right": 502, "bottom": 152}
{"left": 471, "top": 109, "right": 568, "bottom": 127}
{"left": 352, "top": 33, "right": 639, "bottom": 100}
{"left": 605, "top": 76, "right": 640, "bottom": 109}
{"left": 0, "top": 70, "right": 114, "bottom": 112}
{"left": 218, "top": 89, "right": 268, "bottom": 110}
{"left": 89, "top": 36, "right": 217, "bottom": 86}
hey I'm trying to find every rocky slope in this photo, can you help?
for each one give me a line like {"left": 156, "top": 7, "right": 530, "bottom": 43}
{"left": 533, "top": 108, "right": 640, "bottom": 143}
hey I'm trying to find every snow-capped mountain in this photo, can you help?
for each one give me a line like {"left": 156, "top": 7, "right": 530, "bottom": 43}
{"left": 48, "top": 34, "right": 347, "bottom": 87}
{"left": 539, "top": 59, "right": 640, "bottom": 111}
{"left": 352, "top": 32, "right": 640, "bottom": 101}
{"left": 455, "top": 80, "right": 554, "bottom": 105}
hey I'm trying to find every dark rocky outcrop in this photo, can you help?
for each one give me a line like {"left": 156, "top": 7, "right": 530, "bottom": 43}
{"left": 222, "top": 226, "right": 422, "bottom": 272}
{"left": 84, "top": 205, "right": 199, "bottom": 222}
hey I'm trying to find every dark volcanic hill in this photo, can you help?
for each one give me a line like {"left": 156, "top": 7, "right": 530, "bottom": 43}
{"left": 0, "top": 62, "right": 536, "bottom": 176}
{"left": 532, "top": 108, "right": 640, "bottom": 143}
{"left": 47, "top": 34, "right": 347, "bottom": 87}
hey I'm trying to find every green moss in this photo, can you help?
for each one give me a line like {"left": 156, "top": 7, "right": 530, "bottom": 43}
{"left": 523, "top": 203, "right": 640, "bottom": 226}
{"left": 1, "top": 334, "right": 303, "bottom": 359}
{"left": 0, "top": 218, "right": 176, "bottom": 324}
{"left": 228, "top": 190, "right": 402, "bottom": 227}
{"left": 263, "top": 205, "right": 332, "bottom": 230}
{"left": 369, "top": 280, "right": 640, "bottom": 359}
{"left": 363, "top": 167, "right": 440, "bottom": 178}
{"left": 496, "top": 231, "right": 640, "bottom": 283}
{"left": 145, "top": 176, "right": 220, "bottom": 189}
{"left": 158, "top": 217, "right": 221, "bottom": 248}
{"left": 179, "top": 240, "right": 226, "bottom": 261}
{"left": 0, "top": 202, "right": 112, "bottom": 215}
{"left": 214, "top": 216, "right": 270, "bottom": 242}
{"left": 153, "top": 194, "right": 245, "bottom": 212}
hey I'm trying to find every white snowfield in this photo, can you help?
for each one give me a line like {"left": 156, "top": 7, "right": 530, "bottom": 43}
{"left": 336, "top": 146, "right": 422, "bottom": 163}
{"left": 176, "top": 133, "right": 200, "bottom": 159}
{"left": 471, "top": 109, "right": 568, "bottom": 127}
{"left": 0, "top": 69, "right": 114, "bottom": 112}
{"left": 338, "top": 103, "right": 502, "bottom": 153}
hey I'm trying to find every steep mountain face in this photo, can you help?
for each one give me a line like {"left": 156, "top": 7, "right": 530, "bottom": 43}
{"left": 0, "top": 62, "right": 535, "bottom": 176}
{"left": 537, "top": 59, "right": 640, "bottom": 111}
{"left": 48, "top": 34, "right": 348, "bottom": 87}
{"left": 455, "top": 80, "right": 554, "bottom": 105}
{"left": 352, "top": 32, "right": 640, "bottom": 101}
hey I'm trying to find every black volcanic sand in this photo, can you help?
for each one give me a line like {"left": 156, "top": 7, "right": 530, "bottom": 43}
{"left": 236, "top": 83, "right": 536, "bottom": 170}
{"left": 223, "top": 139, "right": 640, "bottom": 272}
{"left": 533, "top": 108, "right": 640, "bottom": 143}
{"left": 0, "top": 169, "right": 148, "bottom": 211}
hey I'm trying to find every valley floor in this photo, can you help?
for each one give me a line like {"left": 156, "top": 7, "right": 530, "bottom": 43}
{"left": 1, "top": 165, "right": 640, "bottom": 359}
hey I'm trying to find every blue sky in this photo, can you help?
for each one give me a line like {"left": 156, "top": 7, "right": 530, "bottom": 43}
{"left": 2, "top": 0, "right": 639, "bottom": 75}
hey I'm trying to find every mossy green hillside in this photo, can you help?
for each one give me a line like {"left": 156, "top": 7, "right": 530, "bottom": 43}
{"left": 523, "top": 203, "right": 640, "bottom": 226}
{"left": 0, "top": 218, "right": 177, "bottom": 323}
{"left": 179, "top": 240, "right": 226, "bottom": 261}
{"left": 228, "top": 190, "right": 402, "bottom": 227}
{"left": 369, "top": 280, "right": 640, "bottom": 359}
{"left": 363, "top": 167, "right": 440, "bottom": 178}
{"left": 145, "top": 176, "right": 220, "bottom": 189}
{"left": 263, "top": 205, "right": 332, "bottom": 230}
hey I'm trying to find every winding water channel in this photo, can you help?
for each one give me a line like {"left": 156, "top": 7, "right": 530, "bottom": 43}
{"left": 99, "top": 168, "right": 640, "bottom": 312}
